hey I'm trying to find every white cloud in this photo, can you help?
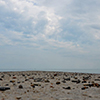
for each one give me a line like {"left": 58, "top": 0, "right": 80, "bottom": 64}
{"left": 0, "top": 0, "right": 100, "bottom": 59}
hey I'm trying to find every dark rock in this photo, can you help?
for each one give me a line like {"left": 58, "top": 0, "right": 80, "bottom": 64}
{"left": 81, "top": 87, "right": 88, "bottom": 90}
{"left": 72, "top": 79, "right": 81, "bottom": 83}
{"left": 0, "top": 78, "right": 2, "bottom": 81}
{"left": 63, "top": 77, "right": 70, "bottom": 81}
{"left": 34, "top": 78, "right": 43, "bottom": 82}
{"left": 56, "top": 82, "right": 60, "bottom": 85}
{"left": 82, "top": 80, "right": 87, "bottom": 83}
{"left": 10, "top": 80, "right": 15, "bottom": 83}
{"left": 45, "top": 79, "right": 50, "bottom": 82}
{"left": 54, "top": 73, "right": 57, "bottom": 76}
{"left": 25, "top": 79, "right": 29, "bottom": 81}
{"left": 18, "top": 85, "right": 23, "bottom": 89}
{"left": 95, "top": 79, "right": 100, "bottom": 81}
{"left": 83, "top": 76, "right": 90, "bottom": 80}
{"left": 63, "top": 87, "right": 71, "bottom": 90}
{"left": 17, "top": 82, "right": 20, "bottom": 84}
{"left": 22, "top": 74, "right": 25, "bottom": 76}
{"left": 0, "top": 87, "right": 10, "bottom": 91}
{"left": 1, "top": 75, "right": 4, "bottom": 78}
{"left": 62, "top": 80, "right": 66, "bottom": 83}
{"left": 31, "top": 84, "right": 35, "bottom": 88}
{"left": 5, "top": 84, "right": 9, "bottom": 86}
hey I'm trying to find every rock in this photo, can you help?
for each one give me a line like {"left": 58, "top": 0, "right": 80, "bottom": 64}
{"left": 54, "top": 73, "right": 57, "bottom": 76}
{"left": 95, "top": 79, "right": 100, "bottom": 81}
{"left": 12, "top": 77, "right": 17, "bottom": 79}
{"left": 16, "top": 96, "right": 21, "bottom": 99}
{"left": 72, "top": 79, "right": 81, "bottom": 83}
{"left": 31, "top": 84, "right": 35, "bottom": 88}
{"left": 81, "top": 87, "right": 88, "bottom": 90}
{"left": 25, "top": 79, "right": 29, "bottom": 81}
{"left": 63, "top": 78, "right": 70, "bottom": 81}
{"left": 83, "top": 76, "right": 90, "bottom": 80}
{"left": 0, "top": 87, "right": 10, "bottom": 91}
{"left": 50, "top": 86, "right": 54, "bottom": 88}
{"left": 10, "top": 80, "right": 15, "bottom": 83}
{"left": 56, "top": 82, "right": 60, "bottom": 85}
{"left": 62, "top": 80, "right": 66, "bottom": 83}
{"left": 63, "top": 87, "right": 71, "bottom": 90}
{"left": 17, "top": 82, "right": 20, "bottom": 84}
{"left": 82, "top": 80, "right": 87, "bottom": 83}
{"left": 18, "top": 85, "right": 23, "bottom": 89}
{"left": 5, "top": 84, "right": 9, "bottom": 86}
{"left": 0, "top": 78, "right": 2, "bottom": 81}
{"left": 34, "top": 78, "right": 43, "bottom": 82}
{"left": 45, "top": 79, "right": 50, "bottom": 82}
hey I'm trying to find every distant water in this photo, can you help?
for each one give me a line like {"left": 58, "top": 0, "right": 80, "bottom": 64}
{"left": 0, "top": 68, "right": 100, "bottom": 74}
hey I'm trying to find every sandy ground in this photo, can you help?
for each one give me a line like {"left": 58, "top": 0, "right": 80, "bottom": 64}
{"left": 0, "top": 71, "right": 100, "bottom": 100}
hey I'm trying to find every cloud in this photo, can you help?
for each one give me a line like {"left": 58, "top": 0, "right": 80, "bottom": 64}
{"left": 0, "top": 0, "right": 100, "bottom": 67}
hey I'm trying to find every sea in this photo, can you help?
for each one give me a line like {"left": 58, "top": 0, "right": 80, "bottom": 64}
{"left": 0, "top": 68, "right": 100, "bottom": 74}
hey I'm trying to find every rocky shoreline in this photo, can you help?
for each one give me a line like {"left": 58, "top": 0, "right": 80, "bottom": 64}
{"left": 0, "top": 71, "right": 100, "bottom": 100}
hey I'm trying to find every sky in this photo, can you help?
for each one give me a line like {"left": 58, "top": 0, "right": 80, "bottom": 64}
{"left": 0, "top": 0, "right": 100, "bottom": 70}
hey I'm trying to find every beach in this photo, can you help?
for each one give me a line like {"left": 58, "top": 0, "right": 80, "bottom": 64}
{"left": 0, "top": 71, "right": 100, "bottom": 100}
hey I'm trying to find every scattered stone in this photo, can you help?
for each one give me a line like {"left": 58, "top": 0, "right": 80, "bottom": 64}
{"left": 0, "top": 87, "right": 10, "bottom": 91}
{"left": 16, "top": 96, "right": 21, "bottom": 99}
{"left": 10, "top": 80, "right": 15, "bottom": 83}
{"left": 12, "top": 77, "right": 17, "bottom": 79}
{"left": 34, "top": 78, "right": 43, "bottom": 82}
{"left": 83, "top": 76, "right": 90, "bottom": 80}
{"left": 50, "top": 86, "right": 54, "bottom": 88}
{"left": 54, "top": 73, "right": 57, "bottom": 76}
{"left": 62, "top": 80, "right": 66, "bottom": 83}
{"left": 63, "top": 78, "right": 70, "bottom": 81}
{"left": 72, "top": 79, "right": 80, "bottom": 83}
{"left": 95, "top": 79, "right": 100, "bottom": 81}
{"left": 63, "top": 87, "right": 71, "bottom": 90}
{"left": 18, "top": 85, "right": 23, "bottom": 89}
{"left": 0, "top": 78, "right": 2, "bottom": 81}
{"left": 82, "top": 80, "right": 87, "bottom": 83}
{"left": 81, "top": 87, "right": 88, "bottom": 90}
{"left": 56, "top": 82, "right": 60, "bottom": 85}
{"left": 45, "top": 79, "right": 50, "bottom": 82}
{"left": 5, "top": 84, "right": 9, "bottom": 86}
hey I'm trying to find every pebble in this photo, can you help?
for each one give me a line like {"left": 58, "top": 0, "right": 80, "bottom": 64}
{"left": 56, "top": 82, "right": 60, "bottom": 85}
{"left": 18, "top": 85, "right": 23, "bottom": 89}
{"left": 0, "top": 87, "right": 10, "bottom": 91}
{"left": 63, "top": 87, "right": 71, "bottom": 90}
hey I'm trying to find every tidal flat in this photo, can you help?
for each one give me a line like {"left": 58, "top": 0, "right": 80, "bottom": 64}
{"left": 0, "top": 71, "right": 100, "bottom": 100}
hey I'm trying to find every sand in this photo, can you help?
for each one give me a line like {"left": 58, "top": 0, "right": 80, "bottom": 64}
{"left": 0, "top": 71, "right": 100, "bottom": 100}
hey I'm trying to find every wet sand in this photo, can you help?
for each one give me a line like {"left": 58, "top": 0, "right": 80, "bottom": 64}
{"left": 0, "top": 71, "right": 100, "bottom": 100}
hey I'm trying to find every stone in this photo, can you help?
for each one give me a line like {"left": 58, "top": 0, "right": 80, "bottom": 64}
{"left": 81, "top": 87, "right": 88, "bottom": 90}
{"left": 45, "top": 79, "right": 50, "bottom": 82}
{"left": 95, "top": 79, "right": 100, "bottom": 81}
{"left": 83, "top": 76, "right": 90, "bottom": 80}
{"left": 18, "top": 85, "right": 23, "bottom": 89}
{"left": 16, "top": 96, "right": 21, "bottom": 99}
{"left": 82, "top": 80, "right": 87, "bottom": 83}
{"left": 72, "top": 79, "right": 80, "bottom": 83}
{"left": 63, "top": 78, "right": 70, "bottom": 81}
{"left": 0, "top": 78, "right": 2, "bottom": 81}
{"left": 0, "top": 87, "right": 10, "bottom": 91}
{"left": 62, "top": 80, "right": 66, "bottom": 83}
{"left": 10, "top": 80, "right": 15, "bottom": 83}
{"left": 34, "top": 78, "right": 43, "bottom": 82}
{"left": 63, "top": 87, "right": 71, "bottom": 90}
{"left": 12, "top": 77, "right": 17, "bottom": 79}
{"left": 54, "top": 73, "right": 57, "bottom": 76}
{"left": 56, "top": 82, "right": 60, "bottom": 85}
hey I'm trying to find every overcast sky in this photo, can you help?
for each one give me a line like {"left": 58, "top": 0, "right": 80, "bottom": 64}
{"left": 0, "top": 0, "right": 100, "bottom": 70}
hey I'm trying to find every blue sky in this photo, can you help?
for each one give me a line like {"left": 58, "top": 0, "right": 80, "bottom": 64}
{"left": 0, "top": 0, "right": 100, "bottom": 70}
